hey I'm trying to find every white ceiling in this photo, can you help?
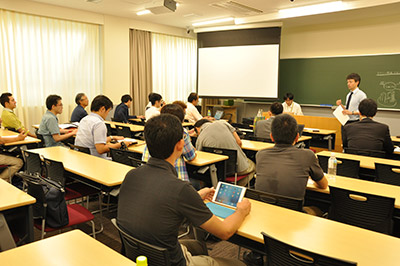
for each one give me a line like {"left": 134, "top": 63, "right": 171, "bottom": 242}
{"left": 28, "top": 0, "right": 400, "bottom": 29}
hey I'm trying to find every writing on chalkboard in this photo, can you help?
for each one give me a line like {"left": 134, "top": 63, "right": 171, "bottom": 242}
{"left": 376, "top": 71, "right": 400, "bottom": 108}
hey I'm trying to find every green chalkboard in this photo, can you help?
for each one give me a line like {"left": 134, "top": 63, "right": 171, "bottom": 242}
{"left": 278, "top": 54, "right": 400, "bottom": 109}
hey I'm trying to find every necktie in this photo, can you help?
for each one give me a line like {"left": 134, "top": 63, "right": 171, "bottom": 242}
{"left": 346, "top": 92, "right": 353, "bottom": 110}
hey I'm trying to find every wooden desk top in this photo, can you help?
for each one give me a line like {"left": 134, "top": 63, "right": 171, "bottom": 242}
{"left": 28, "top": 147, "right": 133, "bottom": 187}
{"left": 0, "top": 179, "right": 36, "bottom": 211}
{"left": 128, "top": 145, "right": 228, "bottom": 167}
{"left": 105, "top": 121, "right": 144, "bottom": 132}
{"left": 241, "top": 136, "right": 311, "bottom": 152}
{"left": 237, "top": 199, "right": 400, "bottom": 265}
{"left": 303, "top": 128, "right": 337, "bottom": 135}
{"left": 317, "top": 151, "right": 400, "bottom": 169}
{"left": 307, "top": 175, "right": 400, "bottom": 208}
{"left": 0, "top": 230, "right": 136, "bottom": 265}
{"left": 0, "top": 129, "right": 40, "bottom": 146}
{"left": 391, "top": 136, "right": 400, "bottom": 143}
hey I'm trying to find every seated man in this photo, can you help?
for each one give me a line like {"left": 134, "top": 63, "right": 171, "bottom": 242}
{"left": 145, "top": 93, "right": 162, "bottom": 121}
{"left": 118, "top": 114, "right": 249, "bottom": 266}
{"left": 255, "top": 114, "right": 328, "bottom": 200}
{"left": 0, "top": 92, "right": 36, "bottom": 137}
{"left": 343, "top": 98, "right": 394, "bottom": 155}
{"left": 113, "top": 94, "right": 143, "bottom": 123}
{"left": 75, "top": 95, "right": 131, "bottom": 159}
{"left": 186, "top": 92, "right": 203, "bottom": 123}
{"left": 254, "top": 102, "right": 283, "bottom": 140}
{"left": 0, "top": 128, "right": 26, "bottom": 182}
{"left": 282, "top": 92, "right": 303, "bottom": 116}
{"left": 142, "top": 104, "right": 196, "bottom": 183}
{"left": 70, "top": 93, "right": 89, "bottom": 122}
{"left": 195, "top": 119, "right": 255, "bottom": 187}
{"left": 38, "top": 95, "right": 77, "bottom": 147}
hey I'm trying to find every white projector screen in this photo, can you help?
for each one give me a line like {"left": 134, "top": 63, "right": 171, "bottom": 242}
{"left": 198, "top": 44, "right": 280, "bottom": 99}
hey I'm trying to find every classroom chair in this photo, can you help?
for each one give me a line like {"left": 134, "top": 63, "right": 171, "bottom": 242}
{"left": 106, "top": 123, "right": 115, "bottom": 136}
{"left": 21, "top": 150, "right": 43, "bottom": 176}
{"left": 328, "top": 186, "right": 394, "bottom": 234}
{"left": 202, "top": 146, "right": 251, "bottom": 187}
{"left": 24, "top": 175, "right": 95, "bottom": 239}
{"left": 68, "top": 143, "right": 90, "bottom": 154}
{"left": 116, "top": 125, "right": 132, "bottom": 138}
{"left": 128, "top": 156, "right": 146, "bottom": 167}
{"left": 245, "top": 188, "right": 303, "bottom": 212}
{"left": 261, "top": 232, "right": 357, "bottom": 266}
{"left": 375, "top": 163, "right": 400, "bottom": 186}
{"left": 35, "top": 133, "right": 45, "bottom": 148}
{"left": 111, "top": 218, "right": 170, "bottom": 265}
{"left": 317, "top": 155, "right": 360, "bottom": 178}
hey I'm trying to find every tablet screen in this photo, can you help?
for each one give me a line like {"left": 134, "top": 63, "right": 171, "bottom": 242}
{"left": 213, "top": 182, "right": 246, "bottom": 208}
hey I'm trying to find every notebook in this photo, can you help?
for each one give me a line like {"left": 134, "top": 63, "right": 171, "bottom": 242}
{"left": 206, "top": 182, "right": 246, "bottom": 219}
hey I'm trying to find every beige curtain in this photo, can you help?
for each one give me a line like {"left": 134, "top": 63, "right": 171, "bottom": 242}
{"left": 130, "top": 29, "right": 152, "bottom": 116}
{"left": 0, "top": 9, "right": 102, "bottom": 129}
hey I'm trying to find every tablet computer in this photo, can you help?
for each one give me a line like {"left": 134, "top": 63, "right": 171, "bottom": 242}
{"left": 212, "top": 182, "right": 246, "bottom": 209}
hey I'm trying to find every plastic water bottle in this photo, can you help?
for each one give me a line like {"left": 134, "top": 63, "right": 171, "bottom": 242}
{"left": 136, "top": 255, "right": 148, "bottom": 266}
{"left": 327, "top": 152, "right": 337, "bottom": 176}
{"left": 207, "top": 109, "right": 212, "bottom": 117}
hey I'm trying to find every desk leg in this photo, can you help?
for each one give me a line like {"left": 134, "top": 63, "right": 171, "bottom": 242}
{"left": 209, "top": 164, "right": 218, "bottom": 188}
{"left": 325, "top": 135, "right": 333, "bottom": 151}
{"left": 26, "top": 205, "right": 34, "bottom": 243}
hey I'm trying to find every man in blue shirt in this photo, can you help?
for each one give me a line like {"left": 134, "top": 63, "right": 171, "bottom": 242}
{"left": 70, "top": 93, "right": 88, "bottom": 122}
{"left": 113, "top": 94, "right": 143, "bottom": 123}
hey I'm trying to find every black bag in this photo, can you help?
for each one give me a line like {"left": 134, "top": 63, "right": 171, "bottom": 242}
{"left": 41, "top": 178, "right": 69, "bottom": 228}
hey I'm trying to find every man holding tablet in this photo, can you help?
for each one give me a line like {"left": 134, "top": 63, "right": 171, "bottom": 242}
{"left": 118, "top": 114, "right": 249, "bottom": 266}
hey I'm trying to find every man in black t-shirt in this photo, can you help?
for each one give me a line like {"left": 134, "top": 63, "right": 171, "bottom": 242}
{"left": 118, "top": 114, "right": 250, "bottom": 266}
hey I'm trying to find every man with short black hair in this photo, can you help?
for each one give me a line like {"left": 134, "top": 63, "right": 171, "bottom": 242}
{"left": 118, "top": 114, "right": 249, "bottom": 266}
{"left": 0, "top": 92, "right": 36, "bottom": 137}
{"left": 70, "top": 93, "right": 89, "bottom": 122}
{"left": 343, "top": 98, "right": 394, "bottom": 155}
{"left": 254, "top": 102, "right": 283, "bottom": 140}
{"left": 255, "top": 114, "right": 328, "bottom": 199}
{"left": 75, "top": 95, "right": 130, "bottom": 159}
{"left": 38, "top": 95, "right": 77, "bottom": 147}
{"left": 336, "top": 73, "right": 367, "bottom": 123}
{"left": 145, "top": 93, "right": 162, "bottom": 120}
{"left": 113, "top": 94, "right": 143, "bottom": 123}
{"left": 186, "top": 92, "right": 203, "bottom": 123}
{"left": 282, "top": 92, "right": 303, "bottom": 115}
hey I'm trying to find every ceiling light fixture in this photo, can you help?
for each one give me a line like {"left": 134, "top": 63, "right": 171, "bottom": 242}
{"left": 137, "top": 10, "right": 151, "bottom": 16}
{"left": 279, "top": 1, "right": 345, "bottom": 19}
{"left": 192, "top": 17, "right": 234, "bottom": 27}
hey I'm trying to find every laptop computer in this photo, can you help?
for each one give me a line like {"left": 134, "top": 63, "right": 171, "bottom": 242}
{"left": 206, "top": 182, "right": 246, "bottom": 218}
{"left": 214, "top": 110, "right": 224, "bottom": 120}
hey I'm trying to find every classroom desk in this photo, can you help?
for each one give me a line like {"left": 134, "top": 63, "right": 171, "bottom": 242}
{"left": 303, "top": 128, "right": 337, "bottom": 151}
{"left": 241, "top": 136, "right": 312, "bottom": 152}
{"left": 0, "top": 129, "right": 41, "bottom": 146}
{"left": 129, "top": 118, "right": 193, "bottom": 128}
{"left": 0, "top": 179, "right": 36, "bottom": 244}
{"left": 128, "top": 144, "right": 228, "bottom": 186}
{"left": 234, "top": 199, "right": 400, "bottom": 265}
{"left": 105, "top": 121, "right": 144, "bottom": 132}
{"left": 0, "top": 230, "right": 136, "bottom": 265}
{"left": 28, "top": 146, "right": 133, "bottom": 188}
{"left": 392, "top": 136, "right": 400, "bottom": 145}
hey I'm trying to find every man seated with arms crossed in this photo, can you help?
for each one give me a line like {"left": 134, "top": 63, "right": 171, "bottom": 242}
{"left": 0, "top": 92, "right": 36, "bottom": 137}
{"left": 0, "top": 126, "right": 26, "bottom": 182}
{"left": 75, "top": 95, "right": 131, "bottom": 159}
{"left": 113, "top": 94, "right": 144, "bottom": 123}
{"left": 70, "top": 93, "right": 89, "bottom": 122}
{"left": 255, "top": 114, "right": 328, "bottom": 209}
{"left": 145, "top": 93, "right": 163, "bottom": 121}
{"left": 343, "top": 98, "right": 394, "bottom": 156}
{"left": 118, "top": 114, "right": 250, "bottom": 266}
{"left": 38, "top": 95, "right": 77, "bottom": 147}
{"left": 254, "top": 102, "right": 283, "bottom": 141}
{"left": 195, "top": 119, "right": 255, "bottom": 187}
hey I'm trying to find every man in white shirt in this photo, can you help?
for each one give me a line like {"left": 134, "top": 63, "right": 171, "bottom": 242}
{"left": 336, "top": 73, "right": 367, "bottom": 123}
{"left": 145, "top": 93, "right": 162, "bottom": 121}
{"left": 185, "top": 92, "right": 203, "bottom": 123}
{"left": 282, "top": 92, "right": 303, "bottom": 116}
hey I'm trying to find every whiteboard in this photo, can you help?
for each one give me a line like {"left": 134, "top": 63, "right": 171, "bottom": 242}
{"left": 198, "top": 45, "right": 280, "bottom": 99}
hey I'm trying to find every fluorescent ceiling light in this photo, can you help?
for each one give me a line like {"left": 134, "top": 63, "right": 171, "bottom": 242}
{"left": 137, "top": 10, "right": 151, "bottom": 16}
{"left": 279, "top": 1, "right": 345, "bottom": 19}
{"left": 192, "top": 17, "right": 234, "bottom": 27}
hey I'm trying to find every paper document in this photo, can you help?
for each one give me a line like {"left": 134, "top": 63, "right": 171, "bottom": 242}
{"left": 333, "top": 105, "right": 349, "bottom": 126}
{"left": 118, "top": 138, "right": 138, "bottom": 144}
{"left": 394, "top": 146, "right": 400, "bottom": 153}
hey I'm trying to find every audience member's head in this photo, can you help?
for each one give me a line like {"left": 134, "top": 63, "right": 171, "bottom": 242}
{"left": 121, "top": 94, "right": 132, "bottom": 104}
{"left": 346, "top": 73, "right": 361, "bottom": 87}
{"left": 161, "top": 104, "right": 185, "bottom": 122}
{"left": 283, "top": 92, "right": 294, "bottom": 101}
{"left": 149, "top": 93, "right": 162, "bottom": 106}
{"left": 91, "top": 95, "right": 113, "bottom": 112}
{"left": 271, "top": 114, "right": 298, "bottom": 144}
{"left": 75, "top": 93, "right": 88, "bottom": 107}
{"left": 359, "top": 98, "right": 377, "bottom": 118}
{"left": 0, "top": 92, "right": 13, "bottom": 108}
{"left": 148, "top": 92, "right": 154, "bottom": 102}
{"left": 46, "top": 95, "right": 62, "bottom": 111}
{"left": 194, "top": 119, "right": 212, "bottom": 135}
{"left": 172, "top": 101, "right": 187, "bottom": 111}
{"left": 145, "top": 114, "right": 183, "bottom": 159}
{"left": 188, "top": 93, "right": 199, "bottom": 104}
{"left": 270, "top": 102, "right": 283, "bottom": 116}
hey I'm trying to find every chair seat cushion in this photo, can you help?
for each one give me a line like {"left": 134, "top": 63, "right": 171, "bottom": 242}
{"left": 67, "top": 182, "right": 99, "bottom": 196}
{"left": 225, "top": 174, "right": 248, "bottom": 182}
{"left": 65, "top": 187, "right": 83, "bottom": 201}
